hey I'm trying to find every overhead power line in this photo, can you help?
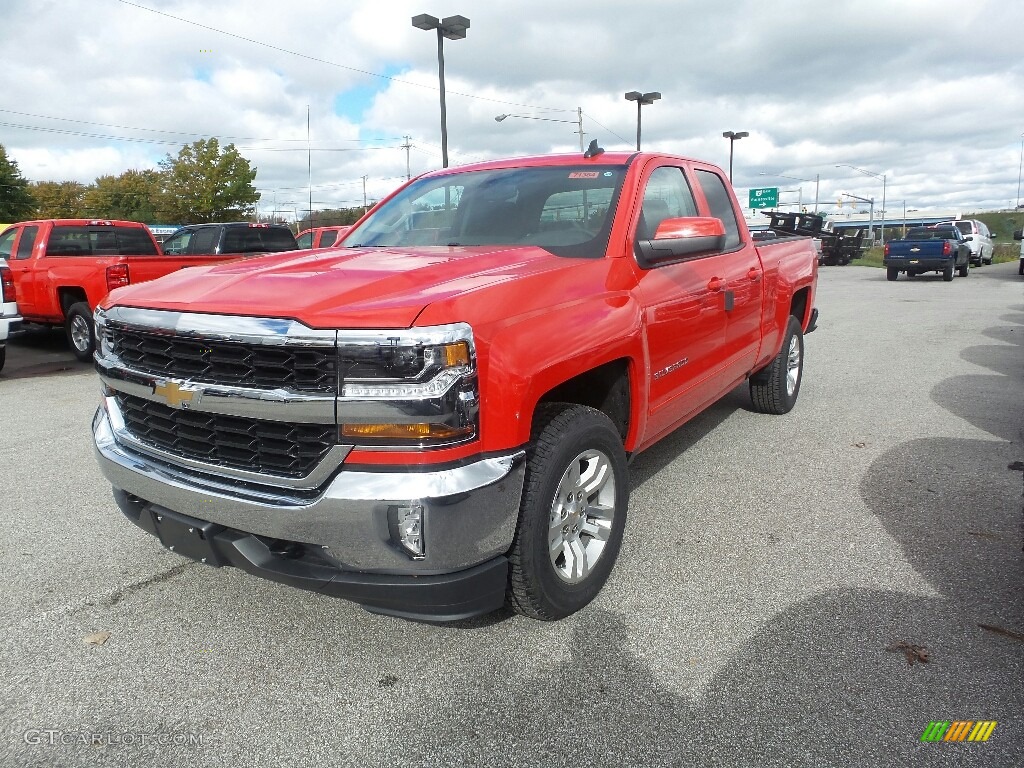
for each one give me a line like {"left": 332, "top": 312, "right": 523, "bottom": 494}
{"left": 117, "top": 0, "right": 576, "bottom": 114}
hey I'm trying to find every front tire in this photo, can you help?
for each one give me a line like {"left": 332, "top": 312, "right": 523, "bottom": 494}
{"left": 750, "top": 315, "right": 804, "bottom": 415}
{"left": 507, "top": 404, "right": 628, "bottom": 620}
{"left": 65, "top": 302, "right": 95, "bottom": 362}
{"left": 0, "top": 345, "right": 5, "bottom": 373}
{"left": 886, "top": 267, "right": 899, "bottom": 281}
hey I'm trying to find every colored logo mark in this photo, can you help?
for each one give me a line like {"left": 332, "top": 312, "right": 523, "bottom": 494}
{"left": 920, "top": 721, "right": 997, "bottom": 742}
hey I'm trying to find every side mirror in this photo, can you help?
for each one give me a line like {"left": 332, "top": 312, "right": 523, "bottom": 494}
{"left": 636, "top": 216, "right": 727, "bottom": 268}
{"left": 963, "top": 234, "right": 973, "bottom": 241}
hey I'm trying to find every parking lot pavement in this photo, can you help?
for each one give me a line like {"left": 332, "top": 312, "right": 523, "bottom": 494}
{"left": 0, "top": 324, "right": 92, "bottom": 379}
{"left": 2, "top": 263, "right": 1022, "bottom": 767}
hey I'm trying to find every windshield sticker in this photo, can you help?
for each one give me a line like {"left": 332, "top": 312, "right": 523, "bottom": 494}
{"left": 568, "top": 172, "right": 600, "bottom": 179}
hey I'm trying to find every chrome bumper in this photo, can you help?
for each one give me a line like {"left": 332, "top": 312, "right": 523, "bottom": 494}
{"left": 93, "top": 404, "right": 526, "bottom": 575}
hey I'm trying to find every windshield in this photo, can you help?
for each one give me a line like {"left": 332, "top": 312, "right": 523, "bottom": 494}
{"left": 345, "top": 165, "right": 627, "bottom": 258}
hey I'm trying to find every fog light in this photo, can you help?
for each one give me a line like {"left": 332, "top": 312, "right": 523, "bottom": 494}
{"left": 395, "top": 504, "right": 425, "bottom": 559}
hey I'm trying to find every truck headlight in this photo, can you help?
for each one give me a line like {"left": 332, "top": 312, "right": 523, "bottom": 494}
{"left": 337, "top": 324, "right": 479, "bottom": 447}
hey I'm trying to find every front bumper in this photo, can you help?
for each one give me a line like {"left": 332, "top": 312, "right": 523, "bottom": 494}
{"left": 93, "top": 403, "right": 527, "bottom": 620}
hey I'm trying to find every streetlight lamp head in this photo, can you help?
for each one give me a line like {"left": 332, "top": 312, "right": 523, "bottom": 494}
{"left": 494, "top": 114, "right": 509, "bottom": 122}
{"left": 440, "top": 14, "right": 470, "bottom": 39}
{"left": 723, "top": 130, "right": 748, "bottom": 140}
{"left": 411, "top": 13, "right": 440, "bottom": 30}
{"left": 624, "top": 91, "right": 642, "bottom": 101}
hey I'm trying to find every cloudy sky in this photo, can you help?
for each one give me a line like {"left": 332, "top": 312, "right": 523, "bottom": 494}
{"left": 3, "top": 0, "right": 1023, "bottom": 222}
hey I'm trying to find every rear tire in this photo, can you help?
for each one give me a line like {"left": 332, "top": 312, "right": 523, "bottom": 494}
{"left": 507, "top": 404, "right": 628, "bottom": 620}
{"left": 942, "top": 265, "right": 954, "bottom": 282}
{"left": 65, "top": 302, "right": 95, "bottom": 362}
{"left": 0, "top": 345, "right": 5, "bottom": 373}
{"left": 958, "top": 260, "right": 969, "bottom": 278}
{"left": 886, "top": 267, "right": 899, "bottom": 281}
{"left": 750, "top": 315, "right": 804, "bottom": 415}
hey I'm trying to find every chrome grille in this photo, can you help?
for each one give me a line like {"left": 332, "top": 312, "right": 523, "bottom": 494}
{"left": 107, "top": 326, "right": 337, "bottom": 392}
{"left": 115, "top": 393, "right": 335, "bottom": 478}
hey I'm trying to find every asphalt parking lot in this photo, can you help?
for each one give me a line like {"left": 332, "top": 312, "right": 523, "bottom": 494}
{"left": 2, "top": 263, "right": 1022, "bottom": 767}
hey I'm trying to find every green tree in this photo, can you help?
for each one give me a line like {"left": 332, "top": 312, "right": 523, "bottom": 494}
{"left": 30, "top": 180, "right": 89, "bottom": 218}
{"left": 159, "top": 138, "right": 260, "bottom": 223}
{"left": 0, "top": 144, "right": 35, "bottom": 221}
{"left": 297, "top": 206, "right": 366, "bottom": 231}
{"left": 86, "top": 169, "right": 163, "bottom": 221}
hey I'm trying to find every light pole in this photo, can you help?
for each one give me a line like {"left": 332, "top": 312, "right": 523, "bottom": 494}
{"left": 495, "top": 108, "right": 586, "bottom": 151}
{"left": 722, "top": 131, "right": 749, "bottom": 183}
{"left": 837, "top": 164, "right": 886, "bottom": 243}
{"left": 624, "top": 91, "right": 661, "bottom": 151}
{"left": 412, "top": 13, "right": 470, "bottom": 168}
{"left": 1016, "top": 132, "right": 1024, "bottom": 209}
{"left": 759, "top": 171, "right": 820, "bottom": 213}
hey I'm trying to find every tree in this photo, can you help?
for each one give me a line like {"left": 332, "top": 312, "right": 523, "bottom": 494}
{"left": 86, "top": 169, "right": 163, "bottom": 222}
{"left": 296, "top": 207, "right": 366, "bottom": 231}
{"left": 30, "top": 180, "right": 88, "bottom": 218}
{"left": 0, "top": 144, "right": 35, "bottom": 221}
{"left": 159, "top": 138, "right": 260, "bottom": 223}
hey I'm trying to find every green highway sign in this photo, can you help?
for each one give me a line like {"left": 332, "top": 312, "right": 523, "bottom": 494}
{"left": 749, "top": 187, "right": 779, "bottom": 208}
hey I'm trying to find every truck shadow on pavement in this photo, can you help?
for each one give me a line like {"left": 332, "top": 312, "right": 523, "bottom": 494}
{"left": 414, "top": 313, "right": 1024, "bottom": 764}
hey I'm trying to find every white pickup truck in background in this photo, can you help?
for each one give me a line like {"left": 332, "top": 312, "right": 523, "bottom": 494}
{"left": 0, "top": 256, "right": 24, "bottom": 373}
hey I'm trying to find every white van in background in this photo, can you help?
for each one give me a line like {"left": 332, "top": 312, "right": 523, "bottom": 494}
{"left": 942, "top": 219, "right": 993, "bottom": 266}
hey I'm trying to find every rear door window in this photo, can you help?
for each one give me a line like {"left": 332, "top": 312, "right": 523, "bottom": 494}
{"left": 189, "top": 227, "right": 220, "bottom": 254}
{"left": 16, "top": 226, "right": 39, "bottom": 259}
{"left": 319, "top": 230, "right": 338, "bottom": 248}
{"left": 695, "top": 170, "right": 741, "bottom": 250}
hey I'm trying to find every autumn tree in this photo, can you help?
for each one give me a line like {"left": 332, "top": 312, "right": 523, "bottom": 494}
{"left": 86, "top": 169, "right": 163, "bottom": 221}
{"left": 159, "top": 138, "right": 260, "bottom": 223}
{"left": 0, "top": 144, "right": 35, "bottom": 221}
{"left": 30, "top": 180, "right": 89, "bottom": 218}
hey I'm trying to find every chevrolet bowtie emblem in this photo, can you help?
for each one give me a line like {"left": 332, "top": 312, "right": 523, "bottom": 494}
{"left": 153, "top": 381, "right": 197, "bottom": 409}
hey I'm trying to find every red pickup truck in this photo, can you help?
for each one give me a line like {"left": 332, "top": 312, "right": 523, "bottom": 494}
{"left": 0, "top": 219, "right": 234, "bottom": 361}
{"left": 91, "top": 148, "right": 819, "bottom": 621}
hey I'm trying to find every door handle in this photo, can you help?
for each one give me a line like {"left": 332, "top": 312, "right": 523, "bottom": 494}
{"left": 747, "top": 267, "right": 762, "bottom": 282}
{"left": 707, "top": 277, "right": 725, "bottom": 292}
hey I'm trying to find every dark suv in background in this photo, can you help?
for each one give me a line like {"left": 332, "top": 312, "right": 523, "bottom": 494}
{"left": 161, "top": 222, "right": 298, "bottom": 257}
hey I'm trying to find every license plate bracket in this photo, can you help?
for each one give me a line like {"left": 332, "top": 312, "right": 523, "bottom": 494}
{"left": 149, "top": 507, "right": 226, "bottom": 566}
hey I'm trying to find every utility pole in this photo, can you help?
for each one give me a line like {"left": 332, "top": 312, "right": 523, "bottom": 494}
{"left": 401, "top": 136, "right": 412, "bottom": 180}
{"left": 306, "top": 105, "right": 313, "bottom": 228}
{"left": 575, "top": 107, "right": 586, "bottom": 152}
{"left": 362, "top": 175, "right": 368, "bottom": 213}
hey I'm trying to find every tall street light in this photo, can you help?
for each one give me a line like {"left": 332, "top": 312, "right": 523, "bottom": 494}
{"left": 412, "top": 13, "right": 470, "bottom": 168}
{"left": 722, "top": 131, "right": 749, "bottom": 183}
{"left": 495, "top": 108, "right": 586, "bottom": 151}
{"left": 1016, "top": 132, "right": 1024, "bottom": 209}
{"left": 624, "top": 91, "right": 661, "bottom": 151}
{"left": 759, "top": 171, "right": 820, "bottom": 213}
{"left": 837, "top": 164, "right": 886, "bottom": 243}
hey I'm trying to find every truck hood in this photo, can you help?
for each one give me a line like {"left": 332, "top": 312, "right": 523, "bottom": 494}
{"left": 106, "top": 245, "right": 583, "bottom": 328}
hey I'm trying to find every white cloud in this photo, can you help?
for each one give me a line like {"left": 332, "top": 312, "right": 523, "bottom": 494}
{"left": 1, "top": 0, "right": 1023, "bottom": 217}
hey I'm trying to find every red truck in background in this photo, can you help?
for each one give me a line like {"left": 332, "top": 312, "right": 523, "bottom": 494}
{"left": 0, "top": 219, "right": 236, "bottom": 361}
{"left": 296, "top": 225, "right": 351, "bottom": 249}
{"left": 92, "top": 148, "right": 819, "bottom": 622}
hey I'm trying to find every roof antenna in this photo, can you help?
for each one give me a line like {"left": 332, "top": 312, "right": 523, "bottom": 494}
{"left": 583, "top": 139, "right": 604, "bottom": 159}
